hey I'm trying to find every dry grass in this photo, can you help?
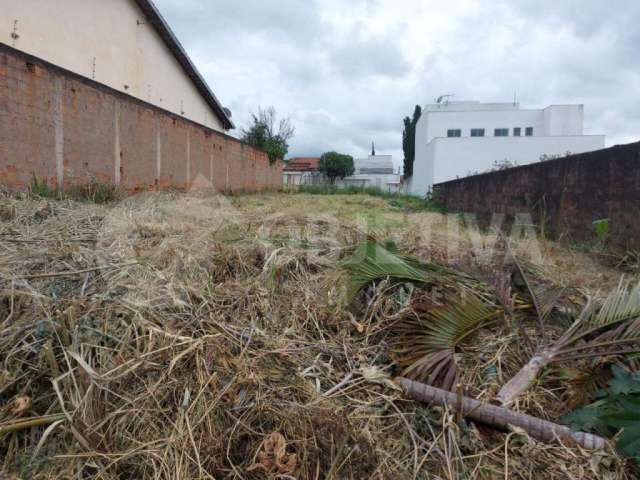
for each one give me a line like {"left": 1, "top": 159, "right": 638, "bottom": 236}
{"left": 0, "top": 191, "right": 632, "bottom": 479}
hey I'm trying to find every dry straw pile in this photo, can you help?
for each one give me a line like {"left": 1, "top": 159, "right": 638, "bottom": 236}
{"left": 0, "top": 191, "right": 633, "bottom": 479}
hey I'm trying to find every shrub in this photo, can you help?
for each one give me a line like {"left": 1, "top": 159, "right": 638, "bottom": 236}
{"left": 318, "top": 152, "right": 355, "bottom": 184}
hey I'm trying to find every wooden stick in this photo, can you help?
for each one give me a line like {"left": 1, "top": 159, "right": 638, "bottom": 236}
{"left": 396, "top": 377, "right": 606, "bottom": 450}
{"left": 0, "top": 414, "right": 65, "bottom": 434}
{"left": 0, "top": 237, "right": 96, "bottom": 244}
{"left": 323, "top": 372, "right": 354, "bottom": 397}
{"left": 5, "top": 261, "right": 138, "bottom": 280}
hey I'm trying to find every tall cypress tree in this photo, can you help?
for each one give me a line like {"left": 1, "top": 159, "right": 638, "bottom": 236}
{"left": 402, "top": 105, "right": 422, "bottom": 178}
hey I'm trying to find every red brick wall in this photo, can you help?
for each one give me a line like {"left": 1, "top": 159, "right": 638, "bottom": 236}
{"left": 432, "top": 142, "right": 640, "bottom": 250}
{"left": 0, "top": 43, "right": 282, "bottom": 193}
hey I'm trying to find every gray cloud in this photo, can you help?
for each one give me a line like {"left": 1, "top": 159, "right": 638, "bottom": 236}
{"left": 154, "top": 0, "right": 640, "bottom": 164}
{"left": 329, "top": 32, "right": 411, "bottom": 78}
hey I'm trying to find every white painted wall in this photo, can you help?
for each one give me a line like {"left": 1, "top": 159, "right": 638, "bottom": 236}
{"left": 0, "top": 0, "right": 224, "bottom": 131}
{"left": 543, "top": 105, "right": 583, "bottom": 136}
{"left": 410, "top": 135, "right": 606, "bottom": 196}
{"left": 423, "top": 109, "right": 543, "bottom": 143}
{"left": 412, "top": 136, "right": 435, "bottom": 195}
{"left": 410, "top": 101, "right": 604, "bottom": 196}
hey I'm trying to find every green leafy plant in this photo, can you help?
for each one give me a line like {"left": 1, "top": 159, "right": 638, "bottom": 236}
{"left": 564, "top": 365, "right": 640, "bottom": 461}
{"left": 593, "top": 218, "right": 610, "bottom": 243}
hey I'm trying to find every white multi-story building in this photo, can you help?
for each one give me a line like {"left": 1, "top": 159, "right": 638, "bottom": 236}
{"left": 409, "top": 101, "right": 606, "bottom": 196}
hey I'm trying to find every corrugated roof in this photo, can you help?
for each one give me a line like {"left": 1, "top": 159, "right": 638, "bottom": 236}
{"left": 133, "top": 0, "right": 234, "bottom": 130}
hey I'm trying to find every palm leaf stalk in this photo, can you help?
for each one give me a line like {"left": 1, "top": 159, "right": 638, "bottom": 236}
{"left": 498, "top": 278, "right": 640, "bottom": 405}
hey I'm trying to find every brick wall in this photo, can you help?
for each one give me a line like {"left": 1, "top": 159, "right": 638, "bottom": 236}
{"left": 432, "top": 141, "right": 640, "bottom": 250}
{"left": 0, "top": 43, "right": 282, "bottom": 193}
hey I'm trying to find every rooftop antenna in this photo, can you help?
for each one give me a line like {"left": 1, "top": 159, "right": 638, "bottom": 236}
{"left": 371, "top": 141, "right": 375, "bottom": 156}
{"left": 435, "top": 94, "right": 454, "bottom": 106}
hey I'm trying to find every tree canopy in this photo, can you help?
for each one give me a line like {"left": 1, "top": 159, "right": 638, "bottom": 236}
{"left": 318, "top": 151, "right": 355, "bottom": 184}
{"left": 402, "top": 105, "right": 422, "bottom": 178}
{"left": 241, "top": 107, "right": 295, "bottom": 164}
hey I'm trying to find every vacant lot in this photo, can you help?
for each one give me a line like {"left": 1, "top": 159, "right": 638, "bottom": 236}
{"left": 0, "top": 191, "right": 634, "bottom": 479}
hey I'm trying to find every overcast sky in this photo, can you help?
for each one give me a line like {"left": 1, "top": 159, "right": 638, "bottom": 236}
{"left": 155, "top": 0, "right": 639, "bottom": 164}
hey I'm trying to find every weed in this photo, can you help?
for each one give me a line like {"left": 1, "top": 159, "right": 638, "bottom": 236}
{"left": 593, "top": 218, "right": 610, "bottom": 243}
{"left": 29, "top": 174, "right": 123, "bottom": 203}
{"left": 65, "top": 180, "right": 123, "bottom": 203}
{"left": 30, "top": 174, "right": 60, "bottom": 199}
{"left": 293, "top": 184, "right": 443, "bottom": 212}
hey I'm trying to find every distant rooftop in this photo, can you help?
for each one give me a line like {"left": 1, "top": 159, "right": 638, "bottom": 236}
{"left": 283, "top": 157, "right": 320, "bottom": 172}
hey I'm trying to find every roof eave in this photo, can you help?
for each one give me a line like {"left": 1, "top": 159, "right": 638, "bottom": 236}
{"left": 133, "top": 0, "right": 234, "bottom": 130}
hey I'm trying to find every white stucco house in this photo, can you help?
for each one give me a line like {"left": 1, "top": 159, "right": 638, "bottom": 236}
{"left": 338, "top": 155, "right": 401, "bottom": 192}
{"left": 0, "top": 0, "right": 233, "bottom": 131}
{"left": 409, "top": 101, "right": 606, "bottom": 196}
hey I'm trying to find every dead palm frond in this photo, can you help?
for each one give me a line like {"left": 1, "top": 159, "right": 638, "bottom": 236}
{"left": 394, "top": 292, "right": 501, "bottom": 390}
{"left": 498, "top": 278, "right": 640, "bottom": 405}
{"left": 340, "top": 239, "right": 501, "bottom": 390}
{"left": 339, "top": 239, "right": 489, "bottom": 301}
{"left": 512, "top": 256, "right": 568, "bottom": 337}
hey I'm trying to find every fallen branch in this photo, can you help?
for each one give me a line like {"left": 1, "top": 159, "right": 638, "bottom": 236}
{"left": 496, "top": 348, "right": 556, "bottom": 406}
{"left": 6, "top": 261, "right": 139, "bottom": 280}
{"left": 396, "top": 377, "right": 606, "bottom": 450}
{"left": 0, "top": 237, "right": 96, "bottom": 244}
{"left": 0, "top": 413, "right": 65, "bottom": 435}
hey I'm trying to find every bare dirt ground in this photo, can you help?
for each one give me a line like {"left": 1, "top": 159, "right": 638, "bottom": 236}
{"left": 0, "top": 191, "right": 633, "bottom": 479}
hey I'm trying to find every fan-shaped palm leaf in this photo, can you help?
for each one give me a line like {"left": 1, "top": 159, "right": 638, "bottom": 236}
{"left": 394, "top": 292, "right": 500, "bottom": 390}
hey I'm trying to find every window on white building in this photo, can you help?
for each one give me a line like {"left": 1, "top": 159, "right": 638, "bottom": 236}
{"left": 494, "top": 128, "right": 509, "bottom": 137}
{"left": 447, "top": 129, "right": 462, "bottom": 137}
{"left": 513, "top": 128, "right": 521, "bottom": 136}
{"left": 470, "top": 128, "right": 485, "bottom": 137}
{"left": 525, "top": 127, "right": 534, "bottom": 136}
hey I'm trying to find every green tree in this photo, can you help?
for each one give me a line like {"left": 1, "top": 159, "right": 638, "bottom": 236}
{"left": 241, "top": 107, "right": 295, "bottom": 164}
{"left": 318, "top": 151, "right": 355, "bottom": 184}
{"left": 402, "top": 105, "right": 422, "bottom": 178}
